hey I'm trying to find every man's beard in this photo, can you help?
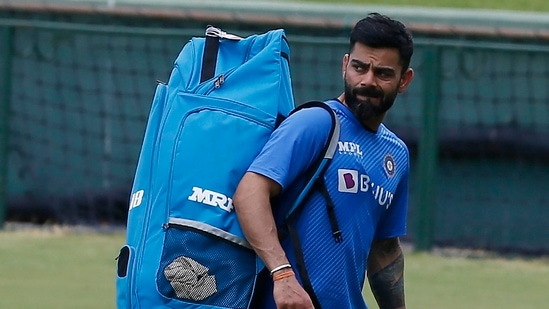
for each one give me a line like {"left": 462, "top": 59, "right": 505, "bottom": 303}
{"left": 343, "top": 79, "right": 398, "bottom": 123}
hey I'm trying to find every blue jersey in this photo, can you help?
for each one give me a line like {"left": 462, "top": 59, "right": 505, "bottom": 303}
{"left": 248, "top": 99, "right": 410, "bottom": 309}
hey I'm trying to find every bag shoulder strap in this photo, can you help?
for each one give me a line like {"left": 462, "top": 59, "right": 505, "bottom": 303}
{"left": 285, "top": 100, "right": 340, "bottom": 220}
{"left": 283, "top": 100, "right": 340, "bottom": 309}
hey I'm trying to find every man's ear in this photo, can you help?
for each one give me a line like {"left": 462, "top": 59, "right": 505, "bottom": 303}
{"left": 342, "top": 54, "right": 349, "bottom": 79}
{"left": 398, "top": 68, "right": 414, "bottom": 93}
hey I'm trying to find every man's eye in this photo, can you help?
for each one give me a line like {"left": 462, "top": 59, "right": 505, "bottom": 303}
{"left": 377, "top": 70, "right": 394, "bottom": 79}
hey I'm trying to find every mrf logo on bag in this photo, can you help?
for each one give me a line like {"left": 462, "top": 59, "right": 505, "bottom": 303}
{"left": 187, "top": 186, "right": 235, "bottom": 212}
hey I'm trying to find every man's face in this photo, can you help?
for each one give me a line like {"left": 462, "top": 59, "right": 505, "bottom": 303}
{"left": 342, "top": 42, "right": 412, "bottom": 125}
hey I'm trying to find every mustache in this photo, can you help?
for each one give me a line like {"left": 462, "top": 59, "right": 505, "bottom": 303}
{"left": 353, "top": 87, "right": 383, "bottom": 98}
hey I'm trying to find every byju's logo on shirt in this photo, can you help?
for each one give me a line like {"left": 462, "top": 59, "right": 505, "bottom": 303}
{"left": 337, "top": 169, "right": 394, "bottom": 209}
{"left": 338, "top": 169, "right": 360, "bottom": 193}
{"left": 338, "top": 141, "right": 363, "bottom": 156}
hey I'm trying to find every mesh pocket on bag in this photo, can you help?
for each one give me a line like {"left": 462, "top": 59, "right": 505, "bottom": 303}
{"left": 157, "top": 224, "right": 256, "bottom": 309}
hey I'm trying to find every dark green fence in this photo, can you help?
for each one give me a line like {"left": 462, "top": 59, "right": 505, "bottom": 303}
{"left": 0, "top": 9, "right": 548, "bottom": 253}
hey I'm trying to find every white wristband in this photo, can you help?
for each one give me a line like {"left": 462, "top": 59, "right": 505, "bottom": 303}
{"left": 269, "top": 263, "right": 292, "bottom": 276}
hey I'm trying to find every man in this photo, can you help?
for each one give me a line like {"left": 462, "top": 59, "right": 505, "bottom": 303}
{"left": 233, "top": 12, "right": 414, "bottom": 309}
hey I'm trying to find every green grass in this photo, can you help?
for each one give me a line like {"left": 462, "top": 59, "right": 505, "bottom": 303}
{"left": 1, "top": 228, "right": 548, "bottom": 309}
{"left": 302, "top": 0, "right": 549, "bottom": 12}
{"left": 0, "top": 228, "right": 124, "bottom": 309}
{"left": 365, "top": 251, "right": 549, "bottom": 309}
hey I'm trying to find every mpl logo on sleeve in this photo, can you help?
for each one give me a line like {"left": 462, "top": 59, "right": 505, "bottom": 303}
{"left": 338, "top": 141, "right": 363, "bottom": 156}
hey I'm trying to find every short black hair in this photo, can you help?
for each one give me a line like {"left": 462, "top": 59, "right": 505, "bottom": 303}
{"left": 349, "top": 13, "right": 414, "bottom": 72}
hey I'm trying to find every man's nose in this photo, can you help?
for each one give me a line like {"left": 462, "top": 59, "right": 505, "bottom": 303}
{"left": 360, "top": 69, "right": 376, "bottom": 87}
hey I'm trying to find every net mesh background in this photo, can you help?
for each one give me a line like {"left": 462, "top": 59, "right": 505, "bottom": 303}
{"left": 2, "top": 18, "right": 548, "bottom": 253}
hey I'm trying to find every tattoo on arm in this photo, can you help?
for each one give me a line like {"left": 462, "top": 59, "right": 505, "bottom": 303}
{"left": 368, "top": 249, "right": 405, "bottom": 309}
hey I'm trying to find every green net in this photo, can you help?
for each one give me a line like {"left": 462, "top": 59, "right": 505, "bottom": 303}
{"left": 7, "top": 26, "right": 191, "bottom": 223}
{"left": 2, "top": 21, "right": 548, "bottom": 253}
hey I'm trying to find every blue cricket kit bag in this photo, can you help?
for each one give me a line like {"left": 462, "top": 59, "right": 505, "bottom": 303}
{"left": 116, "top": 26, "right": 295, "bottom": 309}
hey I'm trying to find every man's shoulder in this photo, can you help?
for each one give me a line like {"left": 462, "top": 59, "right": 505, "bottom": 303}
{"left": 379, "top": 125, "right": 408, "bottom": 149}
{"left": 284, "top": 101, "right": 335, "bottom": 132}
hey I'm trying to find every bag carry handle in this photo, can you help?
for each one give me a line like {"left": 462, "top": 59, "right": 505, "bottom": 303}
{"left": 205, "top": 26, "right": 244, "bottom": 40}
{"left": 201, "top": 26, "right": 243, "bottom": 83}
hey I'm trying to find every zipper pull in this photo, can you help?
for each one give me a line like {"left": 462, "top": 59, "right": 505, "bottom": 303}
{"left": 214, "top": 74, "right": 225, "bottom": 89}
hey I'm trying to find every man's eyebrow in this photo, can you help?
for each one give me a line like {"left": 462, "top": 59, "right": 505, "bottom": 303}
{"left": 350, "top": 59, "right": 396, "bottom": 73}
{"left": 375, "top": 66, "right": 396, "bottom": 75}
{"left": 350, "top": 59, "right": 370, "bottom": 68}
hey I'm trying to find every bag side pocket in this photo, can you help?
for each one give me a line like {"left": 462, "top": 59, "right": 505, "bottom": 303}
{"left": 116, "top": 245, "right": 135, "bottom": 309}
{"left": 157, "top": 221, "right": 256, "bottom": 309}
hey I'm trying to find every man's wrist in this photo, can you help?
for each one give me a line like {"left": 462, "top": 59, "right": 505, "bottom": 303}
{"left": 269, "top": 263, "right": 292, "bottom": 276}
{"left": 272, "top": 269, "right": 295, "bottom": 281}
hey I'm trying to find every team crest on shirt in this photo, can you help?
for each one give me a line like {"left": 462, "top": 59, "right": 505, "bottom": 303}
{"left": 383, "top": 154, "right": 396, "bottom": 178}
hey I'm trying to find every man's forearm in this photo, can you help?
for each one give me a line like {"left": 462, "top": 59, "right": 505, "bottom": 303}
{"left": 233, "top": 172, "right": 289, "bottom": 271}
{"left": 367, "top": 238, "right": 405, "bottom": 309}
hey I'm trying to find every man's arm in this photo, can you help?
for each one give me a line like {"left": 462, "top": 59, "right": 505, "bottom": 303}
{"left": 233, "top": 171, "right": 313, "bottom": 308}
{"left": 367, "top": 237, "right": 406, "bottom": 309}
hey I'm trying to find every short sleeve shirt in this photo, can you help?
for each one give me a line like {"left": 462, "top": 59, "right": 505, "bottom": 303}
{"left": 248, "top": 99, "right": 410, "bottom": 309}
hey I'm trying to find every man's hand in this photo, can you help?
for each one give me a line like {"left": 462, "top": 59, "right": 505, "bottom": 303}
{"left": 273, "top": 275, "right": 315, "bottom": 309}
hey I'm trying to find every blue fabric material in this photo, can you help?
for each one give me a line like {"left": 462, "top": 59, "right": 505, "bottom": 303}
{"left": 249, "top": 99, "right": 410, "bottom": 309}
